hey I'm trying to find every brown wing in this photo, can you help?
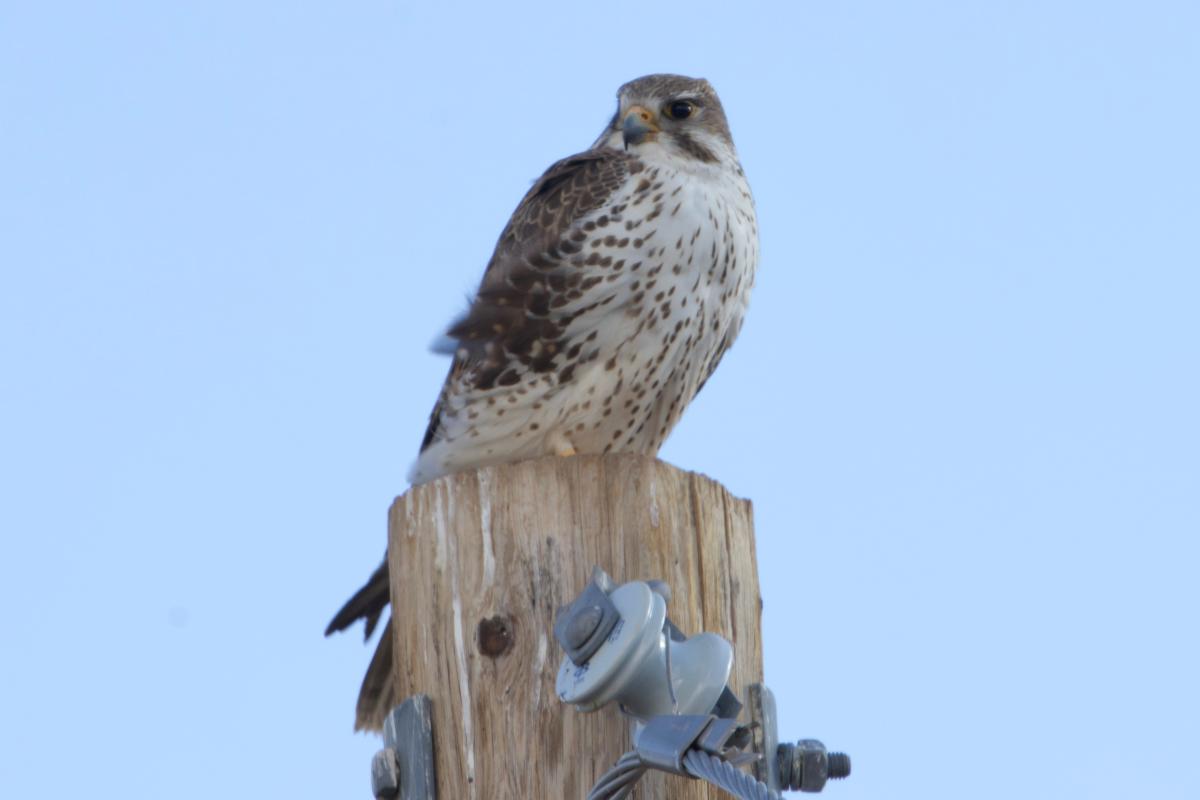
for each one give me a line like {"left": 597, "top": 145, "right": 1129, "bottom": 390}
{"left": 419, "top": 149, "right": 639, "bottom": 451}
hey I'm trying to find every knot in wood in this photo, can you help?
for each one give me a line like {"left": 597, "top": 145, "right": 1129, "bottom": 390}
{"left": 476, "top": 614, "right": 514, "bottom": 658}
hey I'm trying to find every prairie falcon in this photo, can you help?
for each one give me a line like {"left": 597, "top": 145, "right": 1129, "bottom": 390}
{"left": 328, "top": 74, "right": 759, "bottom": 730}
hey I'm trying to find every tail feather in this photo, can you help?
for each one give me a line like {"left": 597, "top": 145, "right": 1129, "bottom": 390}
{"left": 327, "top": 555, "right": 394, "bottom": 731}
{"left": 354, "top": 619, "right": 396, "bottom": 732}
{"left": 326, "top": 557, "right": 389, "bottom": 640}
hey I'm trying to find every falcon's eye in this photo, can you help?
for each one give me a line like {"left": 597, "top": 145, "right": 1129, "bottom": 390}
{"left": 665, "top": 100, "right": 696, "bottom": 120}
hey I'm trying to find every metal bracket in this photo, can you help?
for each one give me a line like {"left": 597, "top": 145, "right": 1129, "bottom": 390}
{"left": 746, "top": 683, "right": 852, "bottom": 793}
{"left": 634, "top": 714, "right": 746, "bottom": 774}
{"left": 587, "top": 714, "right": 762, "bottom": 799}
{"left": 370, "top": 694, "right": 436, "bottom": 800}
{"left": 747, "top": 683, "right": 781, "bottom": 792}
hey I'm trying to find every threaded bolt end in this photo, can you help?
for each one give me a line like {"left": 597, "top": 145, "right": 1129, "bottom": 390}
{"left": 827, "top": 752, "right": 851, "bottom": 779}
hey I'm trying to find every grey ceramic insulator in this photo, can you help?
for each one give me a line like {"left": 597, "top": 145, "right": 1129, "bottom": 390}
{"left": 555, "top": 581, "right": 733, "bottom": 720}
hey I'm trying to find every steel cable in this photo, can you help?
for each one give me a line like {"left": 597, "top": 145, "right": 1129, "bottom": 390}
{"left": 588, "top": 748, "right": 782, "bottom": 800}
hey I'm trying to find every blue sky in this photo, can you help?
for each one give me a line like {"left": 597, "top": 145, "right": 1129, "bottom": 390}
{"left": 2, "top": 2, "right": 1197, "bottom": 798}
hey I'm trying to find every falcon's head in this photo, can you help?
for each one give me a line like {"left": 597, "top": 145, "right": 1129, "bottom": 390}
{"left": 593, "top": 74, "right": 737, "bottom": 165}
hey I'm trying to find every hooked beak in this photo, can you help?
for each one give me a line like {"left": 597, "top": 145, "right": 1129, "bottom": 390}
{"left": 622, "top": 105, "right": 660, "bottom": 149}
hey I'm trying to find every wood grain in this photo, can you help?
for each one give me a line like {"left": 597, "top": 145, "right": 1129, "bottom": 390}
{"left": 387, "top": 453, "right": 762, "bottom": 798}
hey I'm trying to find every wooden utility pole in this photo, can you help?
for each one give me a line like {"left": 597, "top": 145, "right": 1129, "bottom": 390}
{"left": 386, "top": 453, "right": 763, "bottom": 798}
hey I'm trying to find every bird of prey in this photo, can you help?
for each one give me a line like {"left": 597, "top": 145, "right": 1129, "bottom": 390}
{"left": 327, "top": 74, "right": 759, "bottom": 731}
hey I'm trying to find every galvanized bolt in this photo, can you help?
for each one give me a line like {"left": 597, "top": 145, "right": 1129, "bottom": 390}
{"left": 370, "top": 747, "right": 400, "bottom": 799}
{"left": 777, "top": 739, "right": 851, "bottom": 792}
{"left": 564, "top": 604, "right": 604, "bottom": 649}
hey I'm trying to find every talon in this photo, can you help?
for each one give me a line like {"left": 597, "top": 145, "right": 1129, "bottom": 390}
{"left": 549, "top": 433, "right": 577, "bottom": 458}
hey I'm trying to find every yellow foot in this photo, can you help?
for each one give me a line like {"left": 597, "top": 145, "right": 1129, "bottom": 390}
{"left": 550, "top": 434, "right": 577, "bottom": 457}
{"left": 556, "top": 445, "right": 577, "bottom": 457}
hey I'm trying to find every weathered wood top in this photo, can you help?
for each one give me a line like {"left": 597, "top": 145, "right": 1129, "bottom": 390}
{"left": 387, "top": 453, "right": 762, "bottom": 798}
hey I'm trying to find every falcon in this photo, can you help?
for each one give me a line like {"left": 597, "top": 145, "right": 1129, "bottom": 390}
{"left": 327, "top": 74, "right": 759, "bottom": 730}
